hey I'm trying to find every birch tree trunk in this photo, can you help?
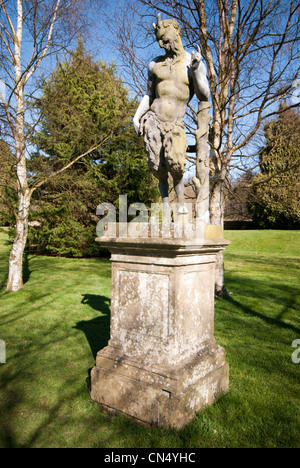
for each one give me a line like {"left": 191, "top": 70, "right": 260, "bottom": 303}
{"left": 6, "top": 0, "right": 30, "bottom": 292}
{"left": 7, "top": 187, "right": 31, "bottom": 292}
{"left": 1, "top": 0, "right": 86, "bottom": 292}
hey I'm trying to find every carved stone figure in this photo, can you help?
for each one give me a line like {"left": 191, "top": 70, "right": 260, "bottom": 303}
{"left": 133, "top": 14, "right": 210, "bottom": 212}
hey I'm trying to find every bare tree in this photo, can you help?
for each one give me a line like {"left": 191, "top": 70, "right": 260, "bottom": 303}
{"left": 105, "top": 0, "right": 299, "bottom": 294}
{"left": 0, "top": 0, "right": 105, "bottom": 292}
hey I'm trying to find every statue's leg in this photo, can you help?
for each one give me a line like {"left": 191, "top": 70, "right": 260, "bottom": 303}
{"left": 142, "top": 114, "right": 169, "bottom": 203}
{"left": 158, "top": 178, "right": 169, "bottom": 205}
{"left": 148, "top": 149, "right": 169, "bottom": 204}
{"left": 173, "top": 177, "right": 185, "bottom": 208}
{"left": 164, "top": 126, "right": 187, "bottom": 209}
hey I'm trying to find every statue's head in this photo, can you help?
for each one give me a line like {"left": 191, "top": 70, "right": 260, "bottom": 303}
{"left": 153, "top": 14, "right": 182, "bottom": 54}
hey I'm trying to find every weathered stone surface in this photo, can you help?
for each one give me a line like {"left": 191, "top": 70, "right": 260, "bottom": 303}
{"left": 91, "top": 234, "right": 230, "bottom": 428}
{"left": 91, "top": 345, "right": 229, "bottom": 428}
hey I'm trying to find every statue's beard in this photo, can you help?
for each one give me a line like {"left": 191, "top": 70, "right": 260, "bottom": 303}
{"left": 159, "top": 37, "right": 182, "bottom": 57}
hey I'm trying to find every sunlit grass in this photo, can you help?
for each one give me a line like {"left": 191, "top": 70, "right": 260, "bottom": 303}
{"left": 0, "top": 228, "right": 299, "bottom": 447}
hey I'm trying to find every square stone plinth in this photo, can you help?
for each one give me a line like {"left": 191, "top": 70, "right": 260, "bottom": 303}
{"left": 91, "top": 235, "right": 230, "bottom": 428}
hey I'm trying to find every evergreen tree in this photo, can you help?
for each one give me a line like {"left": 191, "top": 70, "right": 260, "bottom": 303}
{"left": 0, "top": 140, "right": 16, "bottom": 227}
{"left": 31, "top": 40, "right": 130, "bottom": 166}
{"left": 28, "top": 42, "right": 159, "bottom": 256}
{"left": 249, "top": 104, "right": 300, "bottom": 229}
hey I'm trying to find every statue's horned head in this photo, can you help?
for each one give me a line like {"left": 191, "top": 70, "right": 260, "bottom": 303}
{"left": 152, "top": 13, "right": 180, "bottom": 38}
{"left": 152, "top": 13, "right": 162, "bottom": 31}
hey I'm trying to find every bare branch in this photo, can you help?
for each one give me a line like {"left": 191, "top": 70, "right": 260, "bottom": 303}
{"left": 24, "top": 0, "right": 61, "bottom": 83}
{"left": 31, "top": 134, "right": 112, "bottom": 192}
{"left": 0, "top": 0, "right": 16, "bottom": 40}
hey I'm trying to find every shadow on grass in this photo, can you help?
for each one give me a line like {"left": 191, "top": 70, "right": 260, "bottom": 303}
{"left": 223, "top": 253, "right": 300, "bottom": 335}
{"left": 74, "top": 295, "right": 111, "bottom": 398}
{"left": 223, "top": 292, "right": 300, "bottom": 335}
{"left": 226, "top": 251, "right": 299, "bottom": 271}
{"left": 0, "top": 250, "right": 9, "bottom": 292}
{"left": 23, "top": 252, "right": 33, "bottom": 285}
{"left": 0, "top": 368, "right": 103, "bottom": 448}
{"left": 0, "top": 250, "right": 33, "bottom": 292}
{"left": 75, "top": 295, "right": 111, "bottom": 359}
{"left": 81, "top": 294, "right": 111, "bottom": 315}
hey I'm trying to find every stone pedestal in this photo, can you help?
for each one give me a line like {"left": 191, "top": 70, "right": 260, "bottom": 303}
{"left": 91, "top": 231, "right": 230, "bottom": 428}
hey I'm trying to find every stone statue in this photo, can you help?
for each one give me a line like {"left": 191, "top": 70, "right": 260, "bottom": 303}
{"left": 92, "top": 18, "right": 229, "bottom": 425}
{"left": 133, "top": 13, "right": 210, "bottom": 213}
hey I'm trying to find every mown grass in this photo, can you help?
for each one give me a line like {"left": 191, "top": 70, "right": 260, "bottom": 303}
{"left": 0, "top": 228, "right": 299, "bottom": 448}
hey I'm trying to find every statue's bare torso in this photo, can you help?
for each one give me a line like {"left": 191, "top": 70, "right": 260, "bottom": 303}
{"left": 149, "top": 52, "right": 192, "bottom": 123}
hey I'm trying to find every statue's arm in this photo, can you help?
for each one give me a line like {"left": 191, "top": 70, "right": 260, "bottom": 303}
{"left": 189, "top": 46, "right": 210, "bottom": 102}
{"left": 133, "top": 61, "right": 156, "bottom": 135}
{"left": 133, "top": 95, "right": 151, "bottom": 135}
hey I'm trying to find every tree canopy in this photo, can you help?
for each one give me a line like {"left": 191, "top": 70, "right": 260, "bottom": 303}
{"left": 27, "top": 41, "right": 159, "bottom": 257}
{"left": 31, "top": 40, "right": 130, "bottom": 168}
{"left": 249, "top": 104, "right": 300, "bottom": 228}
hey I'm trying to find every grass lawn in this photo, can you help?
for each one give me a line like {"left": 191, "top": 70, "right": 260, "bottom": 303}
{"left": 0, "top": 228, "right": 299, "bottom": 448}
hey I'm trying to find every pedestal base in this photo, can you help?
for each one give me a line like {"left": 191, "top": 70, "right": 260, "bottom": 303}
{"left": 91, "top": 234, "right": 230, "bottom": 428}
{"left": 91, "top": 344, "right": 229, "bottom": 428}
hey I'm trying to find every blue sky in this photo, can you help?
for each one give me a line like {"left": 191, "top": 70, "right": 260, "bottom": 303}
{"left": 1, "top": 0, "right": 299, "bottom": 179}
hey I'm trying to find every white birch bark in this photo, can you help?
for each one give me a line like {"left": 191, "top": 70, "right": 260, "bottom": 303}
{"left": 6, "top": 0, "right": 29, "bottom": 292}
{"left": 7, "top": 188, "right": 31, "bottom": 292}
{"left": 5, "top": 0, "right": 60, "bottom": 292}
